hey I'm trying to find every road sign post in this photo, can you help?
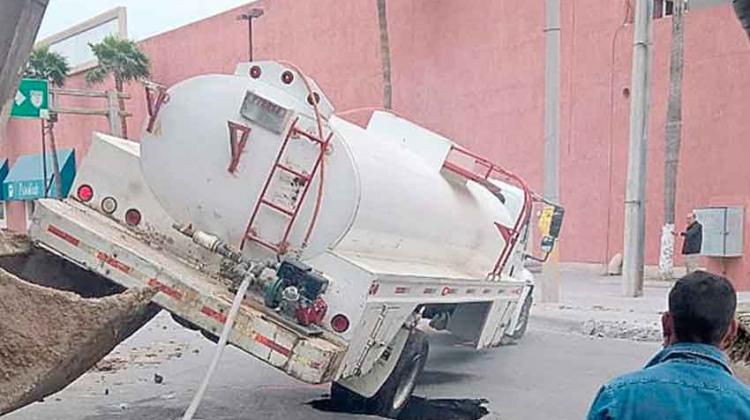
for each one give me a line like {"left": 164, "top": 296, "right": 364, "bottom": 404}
{"left": 11, "top": 78, "right": 49, "bottom": 119}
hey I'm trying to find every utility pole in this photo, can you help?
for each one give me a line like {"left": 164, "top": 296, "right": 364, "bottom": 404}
{"left": 659, "top": 0, "right": 686, "bottom": 280}
{"left": 237, "top": 8, "right": 264, "bottom": 62}
{"left": 623, "top": 0, "right": 654, "bottom": 297}
{"left": 541, "top": 0, "right": 561, "bottom": 303}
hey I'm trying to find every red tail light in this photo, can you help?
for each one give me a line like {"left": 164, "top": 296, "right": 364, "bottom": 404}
{"left": 77, "top": 184, "right": 94, "bottom": 202}
{"left": 125, "top": 208, "right": 142, "bottom": 226}
{"left": 249, "top": 65, "right": 262, "bottom": 78}
{"left": 331, "top": 314, "right": 350, "bottom": 333}
{"left": 281, "top": 70, "right": 294, "bottom": 84}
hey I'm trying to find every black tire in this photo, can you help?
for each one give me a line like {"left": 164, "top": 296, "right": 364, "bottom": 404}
{"left": 509, "top": 293, "right": 532, "bottom": 340}
{"left": 331, "top": 329, "right": 429, "bottom": 418}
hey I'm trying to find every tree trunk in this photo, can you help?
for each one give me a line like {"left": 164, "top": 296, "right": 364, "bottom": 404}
{"left": 659, "top": 0, "right": 685, "bottom": 280}
{"left": 735, "top": 0, "right": 750, "bottom": 41}
{"left": 376, "top": 0, "right": 392, "bottom": 110}
{"left": 115, "top": 77, "right": 128, "bottom": 138}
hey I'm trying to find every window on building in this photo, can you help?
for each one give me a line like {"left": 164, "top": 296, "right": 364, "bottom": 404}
{"left": 25, "top": 200, "right": 35, "bottom": 229}
{"left": 0, "top": 202, "right": 7, "bottom": 229}
{"left": 654, "top": 0, "right": 675, "bottom": 19}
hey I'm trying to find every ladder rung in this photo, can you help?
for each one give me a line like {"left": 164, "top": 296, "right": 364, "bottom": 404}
{"left": 292, "top": 128, "right": 324, "bottom": 144}
{"left": 245, "top": 234, "right": 281, "bottom": 253}
{"left": 260, "top": 199, "right": 294, "bottom": 216}
{"left": 276, "top": 163, "right": 310, "bottom": 180}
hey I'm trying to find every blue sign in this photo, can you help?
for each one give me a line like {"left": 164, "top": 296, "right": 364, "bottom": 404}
{"left": 3, "top": 149, "right": 76, "bottom": 201}
{"left": 4, "top": 179, "right": 46, "bottom": 200}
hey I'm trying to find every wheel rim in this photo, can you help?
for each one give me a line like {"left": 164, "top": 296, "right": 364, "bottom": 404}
{"left": 392, "top": 354, "right": 422, "bottom": 410}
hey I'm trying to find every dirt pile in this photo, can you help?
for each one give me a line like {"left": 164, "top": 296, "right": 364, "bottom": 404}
{"left": 0, "top": 271, "right": 158, "bottom": 415}
{"left": 729, "top": 314, "right": 750, "bottom": 385}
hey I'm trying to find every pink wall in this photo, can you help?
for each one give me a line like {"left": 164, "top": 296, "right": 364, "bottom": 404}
{"left": 4, "top": 0, "right": 750, "bottom": 286}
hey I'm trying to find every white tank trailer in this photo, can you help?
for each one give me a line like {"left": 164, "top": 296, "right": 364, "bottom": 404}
{"left": 30, "top": 61, "right": 564, "bottom": 417}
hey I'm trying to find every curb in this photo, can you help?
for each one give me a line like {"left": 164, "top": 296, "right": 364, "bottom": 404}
{"left": 529, "top": 313, "right": 582, "bottom": 334}
{"left": 530, "top": 312, "right": 662, "bottom": 342}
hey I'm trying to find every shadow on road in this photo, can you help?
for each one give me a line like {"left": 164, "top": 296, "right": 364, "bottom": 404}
{"left": 416, "top": 370, "right": 477, "bottom": 386}
{"left": 308, "top": 395, "right": 489, "bottom": 420}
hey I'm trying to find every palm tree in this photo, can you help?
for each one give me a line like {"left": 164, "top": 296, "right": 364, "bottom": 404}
{"left": 86, "top": 35, "right": 149, "bottom": 138}
{"left": 735, "top": 0, "right": 750, "bottom": 40}
{"left": 376, "top": 0, "right": 392, "bottom": 110}
{"left": 23, "top": 46, "right": 70, "bottom": 87}
{"left": 659, "top": 0, "right": 686, "bottom": 280}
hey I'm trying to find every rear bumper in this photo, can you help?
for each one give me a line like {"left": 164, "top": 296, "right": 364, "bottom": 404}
{"left": 29, "top": 199, "right": 347, "bottom": 384}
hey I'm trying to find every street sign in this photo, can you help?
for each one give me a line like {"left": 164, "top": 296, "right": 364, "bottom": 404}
{"left": 4, "top": 179, "right": 46, "bottom": 200}
{"left": 11, "top": 78, "right": 49, "bottom": 119}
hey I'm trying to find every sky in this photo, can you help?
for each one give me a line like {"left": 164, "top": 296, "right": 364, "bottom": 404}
{"left": 38, "top": 0, "right": 257, "bottom": 41}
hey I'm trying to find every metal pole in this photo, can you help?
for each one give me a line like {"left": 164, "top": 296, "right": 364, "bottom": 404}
{"left": 46, "top": 121, "right": 63, "bottom": 199}
{"left": 40, "top": 120, "right": 47, "bottom": 197}
{"left": 237, "top": 9, "right": 263, "bottom": 62}
{"left": 248, "top": 19, "right": 253, "bottom": 61}
{"left": 623, "top": 0, "right": 654, "bottom": 297}
{"left": 541, "top": 0, "right": 561, "bottom": 303}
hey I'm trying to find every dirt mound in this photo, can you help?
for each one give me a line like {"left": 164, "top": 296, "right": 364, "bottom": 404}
{"left": 0, "top": 270, "right": 158, "bottom": 415}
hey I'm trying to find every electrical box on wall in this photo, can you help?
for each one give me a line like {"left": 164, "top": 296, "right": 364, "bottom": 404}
{"left": 694, "top": 207, "right": 744, "bottom": 257}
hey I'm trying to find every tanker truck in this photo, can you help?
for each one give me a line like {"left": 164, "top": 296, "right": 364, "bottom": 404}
{"left": 26, "top": 61, "right": 564, "bottom": 417}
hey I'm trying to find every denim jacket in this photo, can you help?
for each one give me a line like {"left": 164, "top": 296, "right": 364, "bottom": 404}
{"left": 587, "top": 342, "right": 750, "bottom": 420}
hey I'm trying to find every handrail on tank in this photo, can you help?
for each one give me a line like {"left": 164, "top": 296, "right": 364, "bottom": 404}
{"left": 143, "top": 80, "right": 170, "bottom": 134}
{"left": 442, "top": 145, "right": 534, "bottom": 278}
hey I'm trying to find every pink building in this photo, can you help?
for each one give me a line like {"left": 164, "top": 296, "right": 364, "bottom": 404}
{"left": 3, "top": 0, "right": 750, "bottom": 287}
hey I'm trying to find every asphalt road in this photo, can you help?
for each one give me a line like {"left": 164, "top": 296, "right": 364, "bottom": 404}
{"left": 6, "top": 313, "right": 658, "bottom": 420}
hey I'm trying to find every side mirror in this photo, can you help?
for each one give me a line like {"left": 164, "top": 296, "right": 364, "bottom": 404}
{"left": 530, "top": 204, "right": 565, "bottom": 262}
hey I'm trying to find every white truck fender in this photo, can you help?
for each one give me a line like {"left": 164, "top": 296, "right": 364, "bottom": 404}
{"left": 334, "top": 326, "right": 410, "bottom": 398}
{"left": 504, "top": 268, "right": 535, "bottom": 335}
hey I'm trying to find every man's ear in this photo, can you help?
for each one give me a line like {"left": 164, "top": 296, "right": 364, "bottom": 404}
{"left": 662, "top": 312, "right": 674, "bottom": 347}
{"left": 721, "top": 318, "right": 739, "bottom": 351}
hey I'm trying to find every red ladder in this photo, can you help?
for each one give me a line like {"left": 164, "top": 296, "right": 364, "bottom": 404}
{"left": 240, "top": 118, "right": 333, "bottom": 254}
{"left": 441, "top": 146, "right": 534, "bottom": 277}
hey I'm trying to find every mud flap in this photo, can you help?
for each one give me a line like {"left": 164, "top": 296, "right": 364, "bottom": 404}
{"left": 335, "top": 326, "right": 410, "bottom": 398}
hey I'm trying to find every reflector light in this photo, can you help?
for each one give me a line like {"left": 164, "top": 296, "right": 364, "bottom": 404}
{"left": 307, "top": 92, "right": 320, "bottom": 105}
{"left": 250, "top": 65, "right": 262, "bottom": 78}
{"left": 125, "top": 208, "right": 142, "bottom": 226}
{"left": 331, "top": 314, "right": 350, "bottom": 333}
{"left": 281, "top": 70, "right": 294, "bottom": 84}
{"left": 101, "top": 196, "right": 117, "bottom": 214}
{"left": 76, "top": 184, "right": 94, "bottom": 202}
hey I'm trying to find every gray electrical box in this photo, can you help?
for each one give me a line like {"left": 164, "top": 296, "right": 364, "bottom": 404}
{"left": 694, "top": 207, "right": 744, "bottom": 257}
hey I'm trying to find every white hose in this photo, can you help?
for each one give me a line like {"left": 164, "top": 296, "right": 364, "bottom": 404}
{"left": 181, "top": 274, "right": 252, "bottom": 420}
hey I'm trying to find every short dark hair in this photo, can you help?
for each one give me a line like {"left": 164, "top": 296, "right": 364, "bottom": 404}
{"left": 669, "top": 271, "right": 737, "bottom": 345}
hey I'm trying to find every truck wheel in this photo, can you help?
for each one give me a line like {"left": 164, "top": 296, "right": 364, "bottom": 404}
{"left": 509, "top": 293, "right": 532, "bottom": 340}
{"left": 331, "top": 329, "right": 429, "bottom": 418}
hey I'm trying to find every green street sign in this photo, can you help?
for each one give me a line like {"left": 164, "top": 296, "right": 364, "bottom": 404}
{"left": 11, "top": 78, "right": 49, "bottom": 119}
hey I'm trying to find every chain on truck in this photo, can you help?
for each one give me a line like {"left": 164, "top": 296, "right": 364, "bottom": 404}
{"left": 27, "top": 61, "right": 564, "bottom": 417}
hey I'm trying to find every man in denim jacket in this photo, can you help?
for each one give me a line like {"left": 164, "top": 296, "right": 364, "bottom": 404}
{"left": 587, "top": 271, "right": 750, "bottom": 419}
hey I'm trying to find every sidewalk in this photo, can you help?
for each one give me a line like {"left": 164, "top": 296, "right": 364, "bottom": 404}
{"left": 529, "top": 267, "right": 670, "bottom": 342}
